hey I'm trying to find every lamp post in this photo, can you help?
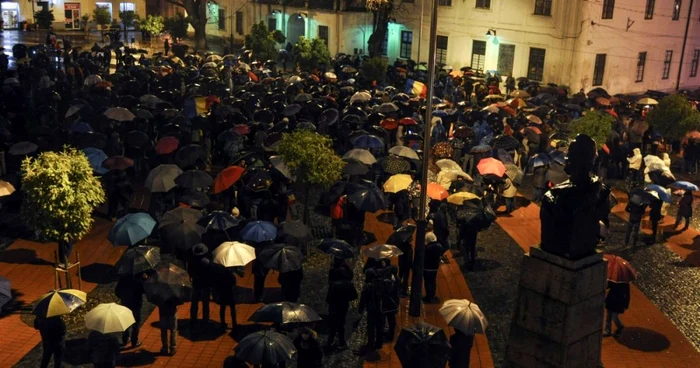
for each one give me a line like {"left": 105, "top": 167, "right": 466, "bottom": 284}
{"left": 408, "top": 0, "right": 439, "bottom": 318}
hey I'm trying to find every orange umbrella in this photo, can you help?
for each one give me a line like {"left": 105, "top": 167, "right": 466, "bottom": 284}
{"left": 605, "top": 109, "right": 618, "bottom": 118}
{"left": 247, "top": 71, "right": 259, "bottom": 82}
{"left": 526, "top": 126, "right": 542, "bottom": 135}
{"left": 476, "top": 158, "right": 506, "bottom": 177}
{"left": 381, "top": 118, "right": 399, "bottom": 130}
{"left": 687, "top": 131, "right": 700, "bottom": 139}
{"left": 213, "top": 166, "right": 245, "bottom": 194}
{"left": 603, "top": 254, "right": 637, "bottom": 283}
{"left": 426, "top": 183, "right": 449, "bottom": 200}
{"left": 102, "top": 156, "right": 134, "bottom": 171}
{"left": 596, "top": 97, "right": 611, "bottom": 106}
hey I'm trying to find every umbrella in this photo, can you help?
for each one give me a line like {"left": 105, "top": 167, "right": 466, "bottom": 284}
{"left": 347, "top": 183, "right": 385, "bottom": 212}
{"left": 343, "top": 149, "right": 377, "bottom": 165}
{"left": 178, "top": 190, "right": 211, "bottom": 208}
{"left": 213, "top": 241, "right": 256, "bottom": 267}
{"left": 0, "top": 276, "right": 10, "bottom": 309}
{"left": 343, "top": 160, "right": 369, "bottom": 176}
{"left": 213, "top": 165, "right": 245, "bottom": 194}
{"left": 648, "top": 170, "right": 676, "bottom": 186}
{"left": 115, "top": 245, "right": 161, "bottom": 276}
{"left": 477, "top": 158, "right": 506, "bottom": 177}
{"left": 0, "top": 180, "right": 15, "bottom": 198}
{"left": 65, "top": 105, "right": 83, "bottom": 118}
{"left": 386, "top": 225, "right": 416, "bottom": 245}
{"left": 81, "top": 148, "right": 109, "bottom": 175}
{"left": 492, "top": 135, "right": 521, "bottom": 151}
{"left": 603, "top": 254, "right": 637, "bottom": 283}
{"left": 85, "top": 303, "right": 135, "bottom": 333}
{"left": 158, "top": 207, "right": 205, "bottom": 251}
{"left": 427, "top": 183, "right": 449, "bottom": 200}
{"left": 281, "top": 220, "right": 312, "bottom": 243}
{"left": 257, "top": 244, "right": 304, "bottom": 272}
{"left": 669, "top": 181, "right": 699, "bottom": 192}
{"left": 447, "top": 191, "right": 481, "bottom": 205}
{"left": 432, "top": 142, "right": 454, "bottom": 159}
{"left": 283, "top": 104, "right": 302, "bottom": 116}
{"left": 198, "top": 211, "right": 241, "bottom": 232}
{"left": 249, "top": 302, "right": 322, "bottom": 325}
{"left": 234, "top": 330, "right": 297, "bottom": 366}
{"left": 439, "top": 299, "right": 488, "bottom": 334}
{"left": 9, "top": 141, "right": 38, "bottom": 156}
{"left": 378, "top": 102, "right": 399, "bottom": 113}
{"left": 104, "top": 107, "right": 135, "bottom": 122}
{"left": 240, "top": 221, "right": 277, "bottom": 243}
{"left": 509, "top": 90, "right": 530, "bottom": 98}
{"left": 318, "top": 238, "right": 355, "bottom": 259}
{"left": 268, "top": 156, "right": 294, "bottom": 181}
{"left": 645, "top": 184, "right": 672, "bottom": 203}
{"left": 548, "top": 150, "right": 566, "bottom": 166}
{"left": 470, "top": 144, "right": 492, "bottom": 154}
{"left": 175, "top": 144, "right": 206, "bottom": 169}
{"left": 595, "top": 97, "right": 611, "bottom": 106}
{"left": 350, "top": 92, "right": 372, "bottom": 104}
{"left": 529, "top": 153, "right": 550, "bottom": 168}
{"left": 363, "top": 244, "right": 403, "bottom": 260}
{"left": 637, "top": 97, "right": 658, "bottom": 105}
{"left": 526, "top": 114, "right": 543, "bottom": 125}
{"left": 144, "top": 262, "right": 192, "bottom": 304}
{"left": 457, "top": 199, "right": 496, "bottom": 231}
{"left": 174, "top": 170, "right": 213, "bottom": 189}
{"left": 380, "top": 156, "right": 411, "bottom": 175}
{"left": 505, "top": 163, "right": 524, "bottom": 185}
{"left": 108, "top": 213, "right": 156, "bottom": 246}
{"left": 33, "top": 289, "right": 87, "bottom": 318}
{"left": 69, "top": 122, "right": 93, "bottom": 134}
{"left": 389, "top": 146, "right": 420, "bottom": 160}
{"left": 384, "top": 174, "right": 413, "bottom": 193}
{"left": 394, "top": 322, "right": 451, "bottom": 368}
{"left": 155, "top": 136, "right": 179, "bottom": 155}
{"left": 352, "top": 135, "right": 384, "bottom": 150}
{"left": 400, "top": 117, "right": 418, "bottom": 126}
{"left": 102, "top": 156, "right": 134, "bottom": 171}
{"left": 145, "top": 164, "right": 183, "bottom": 193}
{"left": 381, "top": 118, "right": 399, "bottom": 130}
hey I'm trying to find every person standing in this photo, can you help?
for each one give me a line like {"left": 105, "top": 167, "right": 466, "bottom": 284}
{"left": 211, "top": 263, "right": 239, "bottom": 330}
{"left": 35, "top": 315, "right": 66, "bottom": 368}
{"left": 188, "top": 244, "right": 211, "bottom": 331}
{"left": 457, "top": 216, "right": 478, "bottom": 271}
{"left": 449, "top": 329, "right": 475, "bottom": 368}
{"left": 675, "top": 190, "right": 694, "bottom": 231}
{"left": 157, "top": 299, "right": 178, "bottom": 356}
{"left": 501, "top": 177, "right": 517, "bottom": 214}
{"left": 649, "top": 198, "right": 663, "bottom": 242}
{"left": 397, "top": 238, "right": 413, "bottom": 297}
{"left": 625, "top": 199, "right": 646, "bottom": 247}
{"left": 603, "top": 281, "right": 630, "bottom": 337}
{"left": 423, "top": 232, "right": 446, "bottom": 303}
{"left": 294, "top": 327, "right": 323, "bottom": 368}
{"left": 164, "top": 38, "right": 170, "bottom": 56}
{"left": 626, "top": 148, "right": 642, "bottom": 185}
{"left": 326, "top": 262, "right": 356, "bottom": 348}
{"left": 115, "top": 272, "right": 146, "bottom": 349}
{"left": 87, "top": 330, "right": 121, "bottom": 368}
{"left": 378, "top": 260, "right": 400, "bottom": 342}
{"left": 278, "top": 266, "right": 303, "bottom": 303}
{"left": 358, "top": 269, "right": 382, "bottom": 352}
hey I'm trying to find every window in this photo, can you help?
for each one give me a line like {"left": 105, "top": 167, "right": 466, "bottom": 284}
{"left": 644, "top": 0, "right": 654, "bottom": 19}
{"left": 593, "top": 54, "right": 606, "bottom": 86}
{"left": 235, "top": 11, "right": 243, "bottom": 34}
{"left": 534, "top": 0, "right": 552, "bottom": 16}
{"left": 400, "top": 31, "right": 413, "bottom": 59}
{"left": 438, "top": 0, "right": 452, "bottom": 6}
{"left": 475, "top": 0, "right": 490, "bottom": 9}
{"left": 381, "top": 31, "right": 388, "bottom": 56}
{"left": 636, "top": 52, "right": 646, "bottom": 82}
{"left": 318, "top": 25, "right": 329, "bottom": 46}
{"left": 673, "top": 0, "right": 681, "bottom": 20}
{"left": 218, "top": 9, "right": 226, "bottom": 30}
{"left": 602, "top": 0, "right": 614, "bottom": 19}
{"left": 497, "top": 44, "right": 515, "bottom": 76}
{"left": 268, "top": 17, "right": 277, "bottom": 32}
{"left": 436, "top": 35, "right": 448, "bottom": 65}
{"left": 471, "top": 40, "right": 486, "bottom": 72}
{"left": 691, "top": 49, "right": 699, "bottom": 77}
{"left": 527, "top": 48, "right": 546, "bottom": 81}
{"left": 119, "top": 3, "right": 135, "bottom": 12}
{"left": 663, "top": 50, "right": 673, "bottom": 79}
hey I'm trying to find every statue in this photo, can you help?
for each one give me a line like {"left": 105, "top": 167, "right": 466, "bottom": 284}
{"left": 540, "top": 134, "right": 611, "bottom": 260}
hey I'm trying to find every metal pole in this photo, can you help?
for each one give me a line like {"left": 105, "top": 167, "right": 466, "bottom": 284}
{"left": 416, "top": 0, "right": 424, "bottom": 63}
{"left": 676, "top": 0, "right": 694, "bottom": 91}
{"left": 408, "top": 0, "right": 439, "bottom": 317}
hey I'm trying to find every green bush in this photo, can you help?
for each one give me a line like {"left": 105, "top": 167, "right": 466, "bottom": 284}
{"left": 140, "top": 15, "right": 164, "bottom": 36}
{"left": 361, "top": 57, "right": 388, "bottom": 84}
{"left": 568, "top": 110, "right": 614, "bottom": 149}
{"left": 164, "top": 13, "right": 189, "bottom": 41}
{"left": 293, "top": 37, "right": 331, "bottom": 72}
{"left": 34, "top": 8, "right": 55, "bottom": 30}
{"left": 244, "top": 22, "right": 278, "bottom": 62}
{"left": 646, "top": 94, "right": 700, "bottom": 140}
{"left": 92, "top": 6, "right": 111, "bottom": 29}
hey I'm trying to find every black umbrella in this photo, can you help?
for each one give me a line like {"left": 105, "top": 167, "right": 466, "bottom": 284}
{"left": 318, "top": 238, "right": 355, "bottom": 259}
{"left": 174, "top": 170, "right": 213, "bottom": 189}
{"left": 456, "top": 199, "right": 496, "bottom": 231}
{"left": 257, "top": 244, "right": 304, "bottom": 272}
{"left": 158, "top": 207, "right": 205, "bottom": 252}
{"left": 253, "top": 109, "right": 275, "bottom": 124}
{"left": 387, "top": 224, "right": 416, "bottom": 245}
{"left": 197, "top": 210, "right": 241, "bottom": 232}
{"left": 248, "top": 302, "right": 322, "bottom": 325}
{"left": 492, "top": 135, "right": 521, "bottom": 151}
{"left": 233, "top": 330, "right": 296, "bottom": 366}
{"left": 380, "top": 156, "right": 411, "bottom": 175}
{"left": 144, "top": 261, "right": 192, "bottom": 304}
{"left": 347, "top": 183, "right": 385, "bottom": 212}
{"left": 342, "top": 160, "right": 369, "bottom": 176}
{"left": 283, "top": 104, "right": 302, "bottom": 116}
{"left": 125, "top": 130, "right": 151, "bottom": 148}
{"left": 648, "top": 170, "right": 676, "bottom": 186}
{"left": 394, "top": 322, "right": 451, "bottom": 368}
{"left": 281, "top": 220, "right": 312, "bottom": 243}
{"left": 175, "top": 144, "right": 206, "bottom": 169}
{"left": 177, "top": 190, "right": 210, "bottom": 208}
{"left": 115, "top": 245, "right": 161, "bottom": 276}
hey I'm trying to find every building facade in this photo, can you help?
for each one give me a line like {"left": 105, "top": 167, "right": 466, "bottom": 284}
{"left": 4, "top": 0, "right": 146, "bottom": 31}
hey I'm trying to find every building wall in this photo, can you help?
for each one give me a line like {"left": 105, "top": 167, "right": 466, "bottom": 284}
{"left": 10, "top": 0, "right": 146, "bottom": 30}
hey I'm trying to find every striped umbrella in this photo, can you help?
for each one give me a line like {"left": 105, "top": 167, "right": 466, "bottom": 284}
{"left": 33, "top": 289, "right": 87, "bottom": 318}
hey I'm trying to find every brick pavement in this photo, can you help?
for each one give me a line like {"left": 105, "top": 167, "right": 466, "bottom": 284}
{"left": 496, "top": 197, "right": 700, "bottom": 368}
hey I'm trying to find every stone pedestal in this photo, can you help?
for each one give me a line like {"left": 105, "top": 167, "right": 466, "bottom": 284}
{"left": 505, "top": 246, "right": 607, "bottom": 368}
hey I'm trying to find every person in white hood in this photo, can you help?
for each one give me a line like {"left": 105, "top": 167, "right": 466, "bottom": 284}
{"left": 662, "top": 152, "right": 671, "bottom": 168}
{"left": 627, "top": 148, "right": 642, "bottom": 183}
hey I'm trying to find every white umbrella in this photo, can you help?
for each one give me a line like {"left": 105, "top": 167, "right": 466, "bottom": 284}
{"left": 85, "top": 303, "right": 135, "bottom": 334}
{"left": 104, "top": 107, "right": 136, "bottom": 122}
{"left": 0, "top": 180, "right": 16, "bottom": 197}
{"left": 288, "top": 75, "right": 302, "bottom": 84}
{"left": 350, "top": 91, "right": 372, "bottom": 104}
{"left": 436, "top": 159, "right": 473, "bottom": 182}
{"left": 206, "top": 54, "right": 223, "bottom": 63}
{"left": 324, "top": 72, "right": 337, "bottom": 81}
{"left": 238, "top": 62, "right": 251, "bottom": 72}
{"left": 439, "top": 299, "right": 488, "bottom": 334}
{"left": 527, "top": 114, "right": 543, "bottom": 125}
{"left": 8, "top": 141, "right": 38, "bottom": 156}
{"left": 65, "top": 105, "right": 83, "bottom": 118}
{"left": 389, "top": 146, "right": 419, "bottom": 160}
{"left": 377, "top": 102, "right": 399, "bottom": 113}
{"left": 84, "top": 75, "right": 102, "bottom": 86}
{"left": 213, "top": 241, "right": 256, "bottom": 267}
{"left": 342, "top": 149, "right": 377, "bottom": 165}
{"left": 509, "top": 90, "right": 530, "bottom": 98}
{"left": 202, "top": 62, "right": 218, "bottom": 69}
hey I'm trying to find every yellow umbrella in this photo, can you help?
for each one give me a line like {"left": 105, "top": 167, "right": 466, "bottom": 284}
{"left": 637, "top": 97, "right": 658, "bottom": 105}
{"left": 33, "top": 289, "right": 87, "bottom": 318}
{"left": 447, "top": 191, "right": 481, "bottom": 205}
{"left": 383, "top": 174, "right": 413, "bottom": 193}
{"left": 0, "top": 180, "right": 16, "bottom": 197}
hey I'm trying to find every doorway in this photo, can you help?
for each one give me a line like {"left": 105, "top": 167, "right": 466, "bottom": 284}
{"left": 286, "top": 14, "right": 305, "bottom": 46}
{"left": 64, "top": 3, "right": 81, "bottom": 30}
{"left": 1, "top": 2, "right": 20, "bottom": 29}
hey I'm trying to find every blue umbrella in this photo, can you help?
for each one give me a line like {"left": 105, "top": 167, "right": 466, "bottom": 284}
{"left": 549, "top": 150, "right": 566, "bottom": 165}
{"left": 81, "top": 147, "right": 109, "bottom": 175}
{"left": 352, "top": 134, "right": 384, "bottom": 150}
{"left": 70, "top": 122, "right": 93, "bottom": 134}
{"left": 529, "top": 153, "right": 550, "bottom": 168}
{"left": 670, "top": 181, "right": 699, "bottom": 192}
{"left": 470, "top": 144, "right": 492, "bottom": 154}
{"left": 109, "top": 213, "right": 157, "bottom": 246}
{"left": 0, "top": 276, "right": 10, "bottom": 309}
{"left": 645, "top": 184, "right": 672, "bottom": 203}
{"left": 494, "top": 149, "right": 514, "bottom": 164}
{"left": 241, "top": 220, "right": 277, "bottom": 243}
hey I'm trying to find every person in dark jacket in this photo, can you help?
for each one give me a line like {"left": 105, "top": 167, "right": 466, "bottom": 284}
{"left": 358, "top": 269, "right": 383, "bottom": 352}
{"left": 603, "top": 281, "right": 630, "bottom": 336}
{"left": 326, "top": 264, "right": 357, "bottom": 348}
{"left": 449, "top": 329, "right": 475, "bottom": 368}
{"left": 115, "top": 272, "right": 146, "bottom": 349}
{"left": 531, "top": 163, "right": 548, "bottom": 203}
{"left": 423, "top": 232, "right": 447, "bottom": 303}
{"left": 648, "top": 198, "right": 663, "bottom": 241}
{"left": 188, "top": 244, "right": 211, "bottom": 331}
{"left": 377, "top": 260, "right": 400, "bottom": 341}
{"left": 252, "top": 249, "right": 270, "bottom": 302}
{"left": 87, "top": 330, "right": 121, "bottom": 368}
{"left": 294, "top": 327, "right": 323, "bottom": 367}
{"left": 675, "top": 190, "right": 694, "bottom": 231}
{"left": 397, "top": 239, "right": 413, "bottom": 296}
{"left": 157, "top": 299, "right": 178, "bottom": 355}
{"left": 106, "top": 169, "right": 133, "bottom": 221}
{"left": 457, "top": 218, "right": 478, "bottom": 271}
{"left": 392, "top": 190, "right": 410, "bottom": 229}
{"left": 211, "top": 263, "right": 239, "bottom": 329}
{"left": 278, "top": 266, "right": 304, "bottom": 302}
{"left": 35, "top": 315, "right": 66, "bottom": 368}
{"left": 329, "top": 257, "right": 353, "bottom": 283}
{"left": 625, "top": 200, "right": 647, "bottom": 246}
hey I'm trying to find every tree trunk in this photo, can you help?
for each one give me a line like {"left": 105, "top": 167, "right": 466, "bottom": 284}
{"left": 193, "top": 20, "right": 207, "bottom": 50}
{"left": 367, "top": 8, "right": 390, "bottom": 58}
{"left": 182, "top": 0, "right": 208, "bottom": 51}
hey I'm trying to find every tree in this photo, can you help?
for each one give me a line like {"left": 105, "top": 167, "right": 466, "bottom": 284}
{"left": 119, "top": 10, "right": 140, "bottom": 44}
{"left": 164, "top": 13, "right": 189, "bottom": 42}
{"left": 568, "top": 110, "right": 614, "bottom": 149}
{"left": 277, "top": 130, "right": 344, "bottom": 224}
{"left": 293, "top": 37, "right": 331, "bottom": 72}
{"left": 140, "top": 15, "right": 164, "bottom": 40}
{"left": 245, "top": 22, "right": 278, "bottom": 63}
{"left": 167, "top": 0, "right": 208, "bottom": 49}
{"left": 366, "top": 0, "right": 394, "bottom": 57}
{"left": 272, "top": 30, "right": 286, "bottom": 44}
{"left": 21, "top": 148, "right": 105, "bottom": 256}
{"left": 646, "top": 94, "right": 700, "bottom": 140}
{"left": 361, "top": 57, "right": 388, "bottom": 84}
{"left": 34, "top": 8, "right": 55, "bottom": 30}
{"left": 93, "top": 6, "right": 111, "bottom": 30}
{"left": 80, "top": 14, "right": 90, "bottom": 32}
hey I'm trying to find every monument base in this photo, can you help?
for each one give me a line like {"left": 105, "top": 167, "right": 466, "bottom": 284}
{"left": 505, "top": 246, "right": 607, "bottom": 368}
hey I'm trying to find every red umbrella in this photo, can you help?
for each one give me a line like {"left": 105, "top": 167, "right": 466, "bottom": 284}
{"left": 603, "top": 254, "right": 637, "bottom": 283}
{"left": 596, "top": 97, "right": 611, "bottom": 106}
{"left": 213, "top": 166, "right": 245, "bottom": 194}
{"left": 687, "top": 131, "right": 700, "bottom": 140}
{"left": 234, "top": 124, "right": 251, "bottom": 135}
{"left": 526, "top": 126, "right": 542, "bottom": 135}
{"left": 527, "top": 115, "right": 543, "bottom": 125}
{"left": 381, "top": 118, "right": 399, "bottom": 130}
{"left": 605, "top": 109, "right": 618, "bottom": 118}
{"left": 400, "top": 117, "right": 418, "bottom": 126}
{"left": 155, "top": 136, "right": 179, "bottom": 155}
{"left": 427, "top": 183, "right": 449, "bottom": 200}
{"left": 476, "top": 158, "right": 506, "bottom": 177}
{"left": 102, "top": 156, "right": 134, "bottom": 171}
{"left": 248, "top": 71, "right": 259, "bottom": 82}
